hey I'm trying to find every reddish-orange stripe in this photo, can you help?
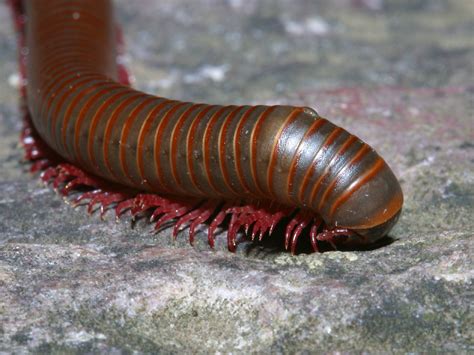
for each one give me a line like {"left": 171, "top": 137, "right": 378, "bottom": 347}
{"left": 39, "top": 37, "right": 94, "bottom": 67}
{"left": 311, "top": 135, "right": 358, "bottom": 209}
{"left": 136, "top": 100, "right": 176, "bottom": 189}
{"left": 169, "top": 103, "right": 204, "bottom": 192}
{"left": 36, "top": 45, "right": 95, "bottom": 70}
{"left": 286, "top": 118, "right": 327, "bottom": 202}
{"left": 218, "top": 106, "right": 244, "bottom": 195}
{"left": 35, "top": 61, "right": 92, "bottom": 108}
{"left": 103, "top": 94, "right": 143, "bottom": 178}
{"left": 53, "top": 76, "right": 101, "bottom": 139}
{"left": 250, "top": 106, "right": 277, "bottom": 195}
{"left": 266, "top": 108, "right": 302, "bottom": 199}
{"left": 298, "top": 127, "right": 343, "bottom": 203}
{"left": 39, "top": 68, "right": 98, "bottom": 126}
{"left": 233, "top": 105, "right": 259, "bottom": 193}
{"left": 202, "top": 106, "right": 233, "bottom": 195}
{"left": 48, "top": 74, "right": 103, "bottom": 146}
{"left": 37, "top": 44, "right": 91, "bottom": 69}
{"left": 317, "top": 144, "right": 371, "bottom": 211}
{"left": 87, "top": 90, "right": 130, "bottom": 169}
{"left": 119, "top": 96, "right": 157, "bottom": 185}
{"left": 73, "top": 82, "right": 123, "bottom": 163}
{"left": 38, "top": 62, "right": 95, "bottom": 93}
{"left": 59, "top": 79, "right": 111, "bottom": 153}
{"left": 153, "top": 102, "right": 188, "bottom": 192}
{"left": 185, "top": 105, "right": 216, "bottom": 194}
{"left": 329, "top": 158, "right": 385, "bottom": 218}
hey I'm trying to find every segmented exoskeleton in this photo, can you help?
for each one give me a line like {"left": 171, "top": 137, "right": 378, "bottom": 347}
{"left": 9, "top": 0, "right": 403, "bottom": 253}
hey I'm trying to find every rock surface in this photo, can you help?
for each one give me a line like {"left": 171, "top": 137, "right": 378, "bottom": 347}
{"left": 0, "top": 0, "right": 472, "bottom": 352}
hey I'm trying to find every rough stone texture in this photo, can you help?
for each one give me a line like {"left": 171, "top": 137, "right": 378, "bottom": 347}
{"left": 1, "top": 0, "right": 473, "bottom": 353}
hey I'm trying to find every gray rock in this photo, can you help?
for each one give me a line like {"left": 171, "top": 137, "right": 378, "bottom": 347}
{"left": 0, "top": 0, "right": 472, "bottom": 352}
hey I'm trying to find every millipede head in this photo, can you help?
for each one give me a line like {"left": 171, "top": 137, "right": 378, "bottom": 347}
{"left": 326, "top": 160, "right": 403, "bottom": 244}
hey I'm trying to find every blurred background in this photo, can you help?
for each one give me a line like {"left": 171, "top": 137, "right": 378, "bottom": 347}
{"left": 114, "top": 0, "right": 473, "bottom": 103}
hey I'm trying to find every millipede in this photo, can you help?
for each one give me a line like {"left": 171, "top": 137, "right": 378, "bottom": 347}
{"left": 8, "top": 0, "right": 403, "bottom": 254}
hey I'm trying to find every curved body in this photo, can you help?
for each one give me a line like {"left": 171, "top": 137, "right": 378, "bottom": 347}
{"left": 19, "top": 0, "right": 402, "bottom": 246}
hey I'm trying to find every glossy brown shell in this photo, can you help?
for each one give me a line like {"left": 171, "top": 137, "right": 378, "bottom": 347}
{"left": 23, "top": 0, "right": 403, "bottom": 241}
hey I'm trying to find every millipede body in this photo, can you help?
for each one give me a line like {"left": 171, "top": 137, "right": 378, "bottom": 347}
{"left": 9, "top": 0, "right": 403, "bottom": 253}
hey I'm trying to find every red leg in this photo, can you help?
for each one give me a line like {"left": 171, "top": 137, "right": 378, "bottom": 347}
{"left": 316, "top": 228, "right": 355, "bottom": 250}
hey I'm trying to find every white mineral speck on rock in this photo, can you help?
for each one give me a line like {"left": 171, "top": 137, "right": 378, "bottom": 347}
{"left": 8, "top": 73, "right": 20, "bottom": 88}
{"left": 184, "top": 64, "right": 229, "bottom": 84}
{"left": 284, "top": 17, "right": 329, "bottom": 36}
